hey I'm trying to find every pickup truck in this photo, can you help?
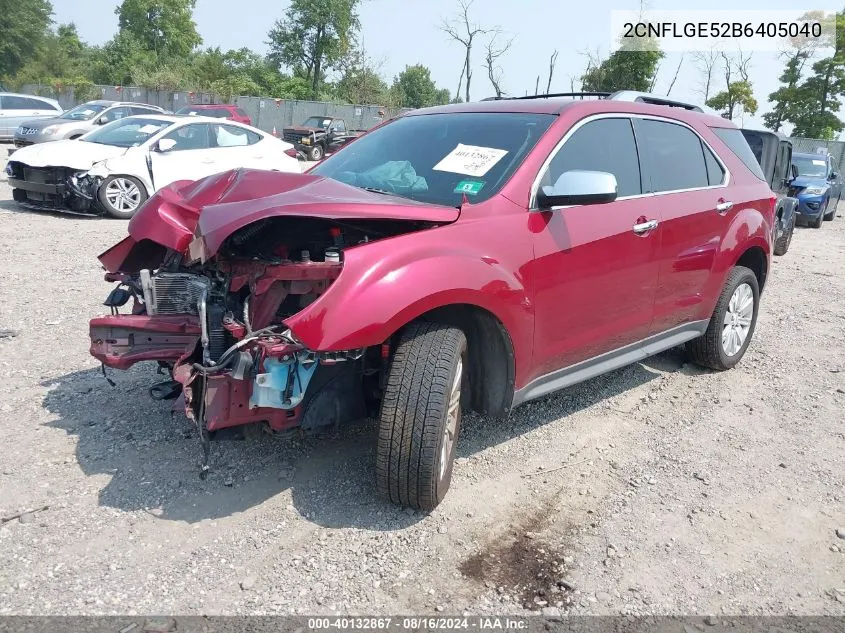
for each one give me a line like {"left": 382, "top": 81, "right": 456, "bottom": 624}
{"left": 282, "top": 116, "right": 365, "bottom": 161}
{"left": 741, "top": 128, "right": 799, "bottom": 255}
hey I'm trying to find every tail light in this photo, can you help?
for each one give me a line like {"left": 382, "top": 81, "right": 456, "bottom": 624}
{"left": 284, "top": 148, "right": 298, "bottom": 158}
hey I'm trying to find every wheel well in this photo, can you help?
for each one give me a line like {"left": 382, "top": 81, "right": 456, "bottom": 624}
{"left": 736, "top": 246, "right": 767, "bottom": 291}
{"left": 406, "top": 304, "right": 515, "bottom": 419}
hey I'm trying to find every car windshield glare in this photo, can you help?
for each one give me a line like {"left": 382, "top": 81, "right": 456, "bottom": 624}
{"left": 793, "top": 155, "right": 828, "bottom": 178}
{"left": 309, "top": 112, "right": 556, "bottom": 206}
{"left": 82, "top": 117, "right": 171, "bottom": 147}
{"left": 60, "top": 103, "right": 108, "bottom": 121}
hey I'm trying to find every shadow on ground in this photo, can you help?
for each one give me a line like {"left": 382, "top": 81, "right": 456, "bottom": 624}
{"left": 42, "top": 346, "right": 695, "bottom": 529}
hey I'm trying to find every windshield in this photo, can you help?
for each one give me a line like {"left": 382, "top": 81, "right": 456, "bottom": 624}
{"left": 309, "top": 112, "right": 555, "bottom": 206}
{"left": 302, "top": 116, "right": 332, "bottom": 128}
{"left": 60, "top": 103, "right": 108, "bottom": 121}
{"left": 793, "top": 155, "right": 828, "bottom": 178}
{"left": 82, "top": 117, "right": 171, "bottom": 147}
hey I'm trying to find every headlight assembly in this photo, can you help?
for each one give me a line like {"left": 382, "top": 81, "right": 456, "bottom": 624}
{"left": 804, "top": 186, "right": 827, "bottom": 195}
{"left": 41, "top": 125, "right": 61, "bottom": 135}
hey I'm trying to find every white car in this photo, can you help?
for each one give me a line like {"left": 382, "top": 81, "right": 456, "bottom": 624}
{"left": 6, "top": 114, "right": 302, "bottom": 218}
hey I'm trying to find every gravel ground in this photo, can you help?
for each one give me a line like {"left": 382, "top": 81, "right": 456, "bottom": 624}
{"left": 0, "top": 145, "right": 844, "bottom": 616}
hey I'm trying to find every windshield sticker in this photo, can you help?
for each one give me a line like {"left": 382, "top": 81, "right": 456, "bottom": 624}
{"left": 812, "top": 159, "right": 826, "bottom": 166}
{"left": 454, "top": 180, "right": 485, "bottom": 195}
{"left": 434, "top": 144, "right": 508, "bottom": 177}
{"left": 322, "top": 119, "right": 332, "bottom": 126}
{"left": 138, "top": 124, "right": 162, "bottom": 134}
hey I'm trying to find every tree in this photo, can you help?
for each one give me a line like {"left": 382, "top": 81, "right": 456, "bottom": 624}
{"left": 440, "top": 0, "right": 491, "bottom": 102}
{"left": 482, "top": 32, "right": 512, "bottom": 98}
{"left": 763, "top": 11, "right": 829, "bottom": 131}
{"left": 268, "top": 0, "right": 361, "bottom": 99}
{"left": 705, "top": 51, "right": 757, "bottom": 121}
{"left": 0, "top": 0, "right": 53, "bottom": 78}
{"left": 545, "top": 50, "right": 559, "bottom": 93}
{"left": 391, "top": 64, "right": 449, "bottom": 108}
{"left": 334, "top": 44, "right": 390, "bottom": 104}
{"left": 580, "top": 48, "right": 663, "bottom": 92}
{"left": 783, "top": 11, "right": 845, "bottom": 139}
{"left": 115, "top": 0, "right": 201, "bottom": 60}
{"left": 88, "top": 31, "right": 156, "bottom": 85}
{"left": 691, "top": 50, "right": 719, "bottom": 101}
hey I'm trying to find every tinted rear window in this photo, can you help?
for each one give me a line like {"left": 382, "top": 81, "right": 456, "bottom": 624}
{"left": 712, "top": 127, "right": 765, "bottom": 181}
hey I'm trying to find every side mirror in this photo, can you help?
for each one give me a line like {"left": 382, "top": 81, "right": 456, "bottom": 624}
{"left": 536, "top": 170, "right": 618, "bottom": 209}
{"left": 830, "top": 171, "right": 839, "bottom": 180}
{"left": 790, "top": 164, "right": 799, "bottom": 180}
{"left": 155, "top": 138, "right": 177, "bottom": 153}
{"left": 96, "top": 116, "right": 108, "bottom": 125}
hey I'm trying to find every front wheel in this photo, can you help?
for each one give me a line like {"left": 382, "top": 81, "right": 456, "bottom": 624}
{"left": 308, "top": 144, "right": 324, "bottom": 161}
{"left": 686, "top": 265, "right": 760, "bottom": 371}
{"left": 98, "top": 175, "right": 148, "bottom": 219}
{"left": 824, "top": 195, "right": 838, "bottom": 221}
{"left": 376, "top": 322, "right": 467, "bottom": 511}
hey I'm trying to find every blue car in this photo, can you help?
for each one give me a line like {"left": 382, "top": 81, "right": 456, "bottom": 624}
{"left": 791, "top": 152, "right": 841, "bottom": 228}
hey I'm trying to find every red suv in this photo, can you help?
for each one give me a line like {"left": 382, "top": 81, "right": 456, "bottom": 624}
{"left": 90, "top": 91, "right": 775, "bottom": 510}
{"left": 175, "top": 103, "right": 252, "bottom": 125}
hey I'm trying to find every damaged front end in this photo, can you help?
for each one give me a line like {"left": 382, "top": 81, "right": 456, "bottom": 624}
{"left": 89, "top": 169, "right": 454, "bottom": 472}
{"left": 6, "top": 161, "right": 102, "bottom": 215}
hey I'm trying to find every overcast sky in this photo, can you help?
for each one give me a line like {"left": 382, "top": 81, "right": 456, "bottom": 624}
{"left": 52, "top": 0, "right": 841, "bottom": 132}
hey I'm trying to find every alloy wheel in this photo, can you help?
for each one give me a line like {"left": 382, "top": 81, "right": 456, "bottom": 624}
{"left": 105, "top": 178, "right": 142, "bottom": 213}
{"left": 722, "top": 283, "right": 754, "bottom": 356}
{"left": 439, "top": 356, "right": 462, "bottom": 481}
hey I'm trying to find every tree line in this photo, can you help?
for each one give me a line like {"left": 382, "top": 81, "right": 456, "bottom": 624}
{"left": 1, "top": 0, "right": 844, "bottom": 137}
{"left": 0, "top": 0, "right": 453, "bottom": 108}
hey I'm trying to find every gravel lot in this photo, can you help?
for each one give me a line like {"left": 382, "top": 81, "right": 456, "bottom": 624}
{"left": 0, "top": 144, "right": 844, "bottom": 617}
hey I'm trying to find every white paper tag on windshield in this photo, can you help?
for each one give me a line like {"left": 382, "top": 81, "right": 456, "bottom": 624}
{"left": 433, "top": 144, "right": 508, "bottom": 177}
{"left": 139, "top": 124, "right": 161, "bottom": 133}
{"left": 812, "top": 159, "right": 826, "bottom": 166}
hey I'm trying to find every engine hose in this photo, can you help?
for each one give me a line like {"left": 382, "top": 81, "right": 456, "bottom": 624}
{"left": 191, "top": 325, "right": 287, "bottom": 375}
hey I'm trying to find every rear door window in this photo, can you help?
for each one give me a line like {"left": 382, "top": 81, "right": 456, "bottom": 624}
{"left": 539, "top": 117, "right": 642, "bottom": 198}
{"left": 212, "top": 124, "right": 260, "bottom": 147}
{"left": 2, "top": 95, "right": 56, "bottom": 110}
{"left": 634, "top": 119, "right": 711, "bottom": 192}
{"left": 711, "top": 127, "right": 766, "bottom": 181}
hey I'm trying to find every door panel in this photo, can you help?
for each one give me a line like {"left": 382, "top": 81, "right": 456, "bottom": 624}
{"left": 149, "top": 123, "right": 212, "bottom": 190}
{"left": 633, "top": 118, "right": 726, "bottom": 333}
{"left": 529, "top": 117, "right": 659, "bottom": 379}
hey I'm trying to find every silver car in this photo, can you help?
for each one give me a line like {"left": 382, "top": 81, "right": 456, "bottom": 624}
{"left": 0, "top": 93, "right": 62, "bottom": 140}
{"left": 13, "top": 100, "right": 165, "bottom": 148}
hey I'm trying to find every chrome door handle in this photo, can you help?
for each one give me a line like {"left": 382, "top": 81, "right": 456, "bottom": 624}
{"left": 716, "top": 201, "right": 734, "bottom": 214}
{"left": 632, "top": 219, "right": 658, "bottom": 234}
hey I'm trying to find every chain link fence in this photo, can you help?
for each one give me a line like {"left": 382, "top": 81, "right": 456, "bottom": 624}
{"left": 20, "top": 84, "right": 412, "bottom": 134}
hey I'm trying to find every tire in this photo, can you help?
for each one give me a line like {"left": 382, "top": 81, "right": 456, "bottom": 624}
{"left": 824, "top": 195, "right": 838, "bottom": 221}
{"left": 376, "top": 322, "right": 467, "bottom": 511}
{"left": 308, "top": 144, "right": 324, "bottom": 161}
{"left": 811, "top": 208, "right": 824, "bottom": 228}
{"left": 686, "top": 265, "right": 759, "bottom": 371}
{"left": 773, "top": 215, "right": 794, "bottom": 256}
{"left": 97, "top": 175, "right": 148, "bottom": 219}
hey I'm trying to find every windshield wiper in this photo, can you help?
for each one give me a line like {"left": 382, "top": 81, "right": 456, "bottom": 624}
{"left": 361, "top": 187, "right": 396, "bottom": 196}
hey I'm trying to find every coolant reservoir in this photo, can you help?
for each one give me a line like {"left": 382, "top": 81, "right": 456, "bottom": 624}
{"left": 324, "top": 248, "right": 341, "bottom": 264}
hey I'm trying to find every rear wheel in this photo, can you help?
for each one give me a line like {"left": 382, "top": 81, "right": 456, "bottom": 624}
{"left": 376, "top": 322, "right": 467, "bottom": 511}
{"left": 686, "top": 266, "right": 759, "bottom": 371}
{"left": 773, "top": 215, "right": 794, "bottom": 256}
{"left": 98, "top": 175, "right": 148, "bottom": 219}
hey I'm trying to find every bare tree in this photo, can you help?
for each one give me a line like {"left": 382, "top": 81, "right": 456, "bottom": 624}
{"left": 534, "top": 75, "right": 540, "bottom": 95}
{"left": 691, "top": 49, "right": 719, "bottom": 101}
{"left": 545, "top": 50, "right": 559, "bottom": 93}
{"left": 665, "top": 54, "right": 684, "bottom": 96}
{"left": 440, "top": 0, "right": 492, "bottom": 102}
{"left": 482, "top": 31, "right": 513, "bottom": 98}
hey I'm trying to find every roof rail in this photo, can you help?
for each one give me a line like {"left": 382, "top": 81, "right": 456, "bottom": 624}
{"left": 607, "top": 91, "right": 703, "bottom": 112}
{"left": 481, "top": 92, "right": 612, "bottom": 101}
{"left": 479, "top": 89, "right": 706, "bottom": 112}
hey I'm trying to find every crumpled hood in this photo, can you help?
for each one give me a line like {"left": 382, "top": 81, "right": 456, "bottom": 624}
{"left": 99, "top": 168, "right": 460, "bottom": 271}
{"left": 9, "top": 139, "right": 128, "bottom": 170}
{"left": 791, "top": 175, "right": 828, "bottom": 190}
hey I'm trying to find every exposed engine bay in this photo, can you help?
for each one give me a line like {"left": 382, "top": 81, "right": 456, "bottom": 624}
{"left": 90, "top": 215, "right": 435, "bottom": 474}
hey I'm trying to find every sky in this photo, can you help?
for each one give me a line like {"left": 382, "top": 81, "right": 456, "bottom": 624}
{"left": 51, "top": 0, "right": 840, "bottom": 132}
